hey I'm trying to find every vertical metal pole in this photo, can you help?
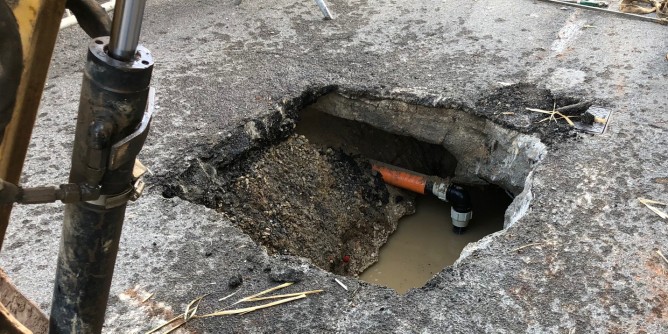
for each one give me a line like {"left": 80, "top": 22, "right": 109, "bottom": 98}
{"left": 314, "top": 0, "right": 333, "bottom": 20}
{"left": 108, "top": 0, "right": 146, "bottom": 61}
{"left": 49, "top": 1, "right": 152, "bottom": 332}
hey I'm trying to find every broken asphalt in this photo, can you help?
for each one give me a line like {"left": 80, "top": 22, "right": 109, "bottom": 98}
{"left": 1, "top": 0, "right": 668, "bottom": 332}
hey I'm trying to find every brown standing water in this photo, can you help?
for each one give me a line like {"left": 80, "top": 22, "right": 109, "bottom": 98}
{"left": 359, "top": 188, "right": 509, "bottom": 293}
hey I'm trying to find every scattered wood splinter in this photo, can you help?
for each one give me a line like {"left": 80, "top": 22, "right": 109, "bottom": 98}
{"left": 184, "top": 294, "right": 208, "bottom": 321}
{"left": 218, "top": 289, "right": 240, "bottom": 302}
{"left": 247, "top": 290, "right": 324, "bottom": 302}
{"left": 526, "top": 107, "right": 576, "bottom": 126}
{"left": 146, "top": 282, "right": 322, "bottom": 334}
{"left": 198, "top": 294, "right": 307, "bottom": 318}
{"left": 510, "top": 242, "right": 545, "bottom": 253}
{"left": 145, "top": 314, "right": 185, "bottom": 334}
{"left": 638, "top": 197, "right": 668, "bottom": 219}
{"left": 657, "top": 250, "right": 668, "bottom": 267}
{"left": 231, "top": 282, "right": 293, "bottom": 306}
{"left": 141, "top": 292, "right": 155, "bottom": 303}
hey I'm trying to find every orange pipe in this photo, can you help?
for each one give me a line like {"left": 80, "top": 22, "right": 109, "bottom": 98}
{"left": 371, "top": 163, "right": 427, "bottom": 194}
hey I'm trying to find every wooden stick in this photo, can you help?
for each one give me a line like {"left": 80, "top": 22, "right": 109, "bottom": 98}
{"left": 638, "top": 197, "right": 668, "bottom": 219}
{"left": 232, "top": 282, "right": 293, "bottom": 306}
{"left": 218, "top": 290, "right": 240, "bottom": 302}
{"left": 148, "top": 283, "right": 311, "bottom": 333}
{"left": 146, "top": 294, "right": 207, "bottom": 334}
{"left": 526, "top": 108, "right": 553, "bottom": 114}
{"left": 554, "top": 111, "right": 575, "bottom": 126}
{"left": 197, "top": 294, "right": 307, "bottom": 318}
{"left": 528, "top": 108, "right": 575, "bottom": 126}
{"left": 657, "top": 250, "right": 668, "bottom": 266}
{"left": 184, "top": 295, "right": 207, "bottom": 321}
{"left": 510, "top": 242, "right": 545, "bottom": 252}
{"left": 162, "top": 321, "right": 186, "bottom": 334}
{"left": 246, "top": 290, "right": 324, "bottom": 302}
{"left": 144, "top": 314, "right": 184, "bottom": 334}
{"left": 141, "top": 292, "right": 155, "bottom": 303}
{"left": 639, "top": 197, "right": 667, "bottom": 206}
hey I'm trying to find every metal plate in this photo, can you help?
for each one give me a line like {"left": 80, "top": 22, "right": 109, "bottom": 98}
{"left": 574, "top": 106, "right": 612, "bottom": 134}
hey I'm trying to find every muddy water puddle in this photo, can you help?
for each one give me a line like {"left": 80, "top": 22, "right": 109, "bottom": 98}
{"left": 360, "top": 188, "right": 509, "bottom": 293}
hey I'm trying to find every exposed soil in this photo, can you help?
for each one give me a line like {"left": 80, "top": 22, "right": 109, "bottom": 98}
{"left": 165, "top": 134, "right": 411, "bottom": 275}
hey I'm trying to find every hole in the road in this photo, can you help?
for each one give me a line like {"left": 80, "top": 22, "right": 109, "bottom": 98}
{"left": 167, "top": 90, "right": 547, "bottom": 293}
{"left": 296, "top": 103, "right": 513, "bottom": 293}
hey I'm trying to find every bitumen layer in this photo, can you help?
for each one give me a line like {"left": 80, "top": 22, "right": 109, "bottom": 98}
{"left": 1, "top": 0, "right": 668, "bottom": 333}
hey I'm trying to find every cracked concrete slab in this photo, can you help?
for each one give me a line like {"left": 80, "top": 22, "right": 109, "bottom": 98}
{"left": 1, "top": 0, "right": 667, "bottom": 333}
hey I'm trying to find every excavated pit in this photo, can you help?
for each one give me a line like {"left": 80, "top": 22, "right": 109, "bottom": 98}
{"left": 164, "top": 88, "right": 549, "bottom": 287}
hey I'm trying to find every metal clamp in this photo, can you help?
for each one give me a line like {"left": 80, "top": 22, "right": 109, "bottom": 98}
{"left": 75, "top": 88, "right": 153, "bottom": 207}
{"left": 85, "top": 159, "right": 148, "bottom": 208}
{"left": 86, "top": 187, "right": 133, "bottom": 208}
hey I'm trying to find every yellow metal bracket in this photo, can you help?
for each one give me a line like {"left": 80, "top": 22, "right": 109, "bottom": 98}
{"left": 0, "top": 1, "right": 67, "bottom": 332}
{"left": 0, "top": 0, "right": 67, "bottom": 249}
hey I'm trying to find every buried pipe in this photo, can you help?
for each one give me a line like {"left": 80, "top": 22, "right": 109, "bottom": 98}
{"left": 371, "top": 161, "right": 473, "bottom": 234}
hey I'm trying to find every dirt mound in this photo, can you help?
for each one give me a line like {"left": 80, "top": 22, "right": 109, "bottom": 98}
{"left": 166, "top": 134, "right": 411, "bottom": 275}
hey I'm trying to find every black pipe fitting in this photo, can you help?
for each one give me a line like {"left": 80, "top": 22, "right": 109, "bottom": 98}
{"left": 446, "top": 184, "right": 472, "bottom": 213}
{"left": 446, "top": 184, "right": 472, "bottom": 235}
